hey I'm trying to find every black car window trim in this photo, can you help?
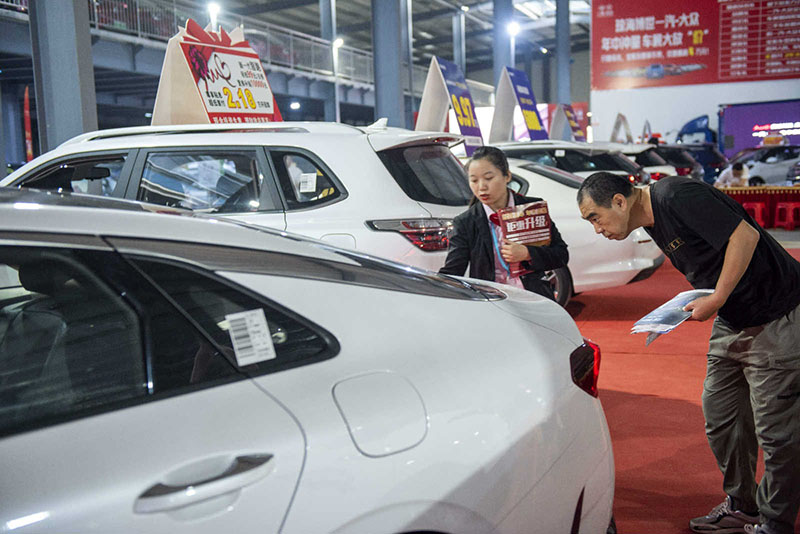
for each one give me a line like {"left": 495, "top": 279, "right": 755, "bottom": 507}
{"left": 127, "top": 146, "right": 283, "bottom": 214}
{"left": 0, "top": 242, "right": 251, "bottom": 439}
{"left": 510, "top": 175, "right": 529, "bottom": 195}
{"left": 104, "top": 236, "right": 499, "bottom": 301}
{"left": 519, "top": 163, "right": 586, "bottom": 189}
{"left": 263, "top": 146, "right": 349, "bottom": 212}
{"left": 116, "top": 250, "right": 341, "bottom": 377}
{"left": 10, "top": 149, "right": 138, "bottom": 198}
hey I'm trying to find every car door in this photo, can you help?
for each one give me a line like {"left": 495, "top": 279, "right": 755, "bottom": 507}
{"left": 0, "top": 235, "right": 304, "bottom": 533}
{"left": 127, "top": 147, "right": 288, "bottom": 230}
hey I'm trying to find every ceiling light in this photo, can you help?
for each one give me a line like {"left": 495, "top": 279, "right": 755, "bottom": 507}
{"left": 540, "top": 46, "right": 548, "bottom": 54}
{"left": 290, "top": 101, "right": 301, "bottom": 110}
{"left": 460, "top": 5, "right": 469, "bottom": 11}
{"left": 507, "top": 21, "right": 520, "bottom": 37}
{"left": 207, "top": 3, "right": 220, "bottom": 29}
{"left": 333, "top": 37, "right": 344, "bottom": 49}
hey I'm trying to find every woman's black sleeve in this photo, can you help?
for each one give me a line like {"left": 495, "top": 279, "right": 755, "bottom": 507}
{"left": 438, "top": 216, "right": 471, "bottom": 276}
{"left": 523, "top": 218, "right": 569, "bottom": 271}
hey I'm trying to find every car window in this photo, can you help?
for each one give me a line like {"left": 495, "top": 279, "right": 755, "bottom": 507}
{"left": 0, "top": 247, "right": 144, "bottom": 435}
{"left": 520, "top": 163, "right": 585, "bottom": 189}
{"left": 14, "top": 154, "right": 126, "bottom": 196}
{"left": 507, "top": 150, "right": 558, "bottom": 167}
{"left": 0, "top": 245, "right": 244, "bottom": 437}
{"left": 129, "top": 257, "right": 335, "bottom": 374}
{"left": 269, "top": 151, "right": 342, "bottom": 210}
{"left": 657, "top": 148, "right": 697, "bottom": 167}
{"left": 139, "top": 151, "right": 263, "bottom": 213}
{"left": 377, "top": 144, "right": 472, "bottom": 206}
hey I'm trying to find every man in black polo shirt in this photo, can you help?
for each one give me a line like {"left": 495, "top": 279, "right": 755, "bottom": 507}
{"left": 577, "top": 173, "right": 800, "bottom": 534}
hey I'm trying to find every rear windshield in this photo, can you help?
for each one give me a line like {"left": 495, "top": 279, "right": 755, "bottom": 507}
{"left": 682, "top": 145, "right": 728, "bottom": 165}
{"left": 656, "top": 147, "right": 697, "bottom": 167}
{"left": 378, "top": 145, "right": 472, "bottom": 206}
{"left": 632, "top": 148, "right": 667, "bottom": 167}
{"left": 505, "top": 148, "right": 639, "bottom": 174}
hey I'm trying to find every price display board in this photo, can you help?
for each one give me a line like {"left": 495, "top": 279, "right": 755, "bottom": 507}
{"left": 592, "top": 0, "right": 800, "bottom": 90}
{"left": 435, "top": 57, "right": 483, "bottom": 155}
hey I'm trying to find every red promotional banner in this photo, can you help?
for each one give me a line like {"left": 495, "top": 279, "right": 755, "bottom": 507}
{"left": 592, "top": 1, "right": 800, "bottom": 90}
{"left": 23, "top": 86, "right": 33, "bottom": 162}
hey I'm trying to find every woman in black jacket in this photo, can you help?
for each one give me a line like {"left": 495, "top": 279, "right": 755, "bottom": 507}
{"left": 439, "top": 146, "right": 569, "bottom": 301}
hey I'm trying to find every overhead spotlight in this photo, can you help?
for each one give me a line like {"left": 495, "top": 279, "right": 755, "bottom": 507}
{"left": 207, "top": 2, "right": 220, "bottom": 30}
{"left": 460, "top": 5, "right": 470, "bottom": 12}
{"left": 333, "top": 37, "right": 344, "bottom": 49}
{"left": 540, "top": 46, "right": 548, "bottom": 54}
{"left": 290, "top": 101, "right": 301, "bottom": 110}
{"left": 507, "top": 21, "right": 520, "bottom": 37}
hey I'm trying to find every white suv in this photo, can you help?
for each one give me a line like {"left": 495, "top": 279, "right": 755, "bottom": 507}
{"left": 1, "top": 122, "right": 470, "bottom": 271}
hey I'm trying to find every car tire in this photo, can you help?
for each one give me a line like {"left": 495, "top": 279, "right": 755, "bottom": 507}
{"left": 749, "top": 176, "right": 765, "bottom": 186}
{"left": 545, "top": 267, "right": 573, "bottom": 307}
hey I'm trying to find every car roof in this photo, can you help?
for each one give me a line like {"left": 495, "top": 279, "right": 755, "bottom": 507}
{"left": 0, "top": 188, "right": 359, "bottom": 264}
{"left": 4, "top": 121, "right": 463, "bottom": 185}
{"left": 495, "top": 139, "right": 587, "bottom": 149}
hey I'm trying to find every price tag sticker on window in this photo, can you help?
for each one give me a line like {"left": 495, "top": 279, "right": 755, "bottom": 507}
{"left": 224, "top": 309, "right": 277, "bottom": 366}
{"left": 555, "top": 149, "right": 565, "bottom": 157}
{"left": 298, "top": 172, "right": 317, "bottom": 193}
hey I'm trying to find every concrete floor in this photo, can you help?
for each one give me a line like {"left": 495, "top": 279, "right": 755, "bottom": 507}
{"left": 767, "top": 228, "right": 800, "bottom": 248}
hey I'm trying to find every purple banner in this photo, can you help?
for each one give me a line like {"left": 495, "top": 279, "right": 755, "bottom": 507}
{"left": 436, "top": 57, "right": 483, "bottom": 156}
{"left": 562, "top": 104, "right": 587, "bottom": 142}
{"left": 505, "top": 67, "right": 548, "bottom": 141}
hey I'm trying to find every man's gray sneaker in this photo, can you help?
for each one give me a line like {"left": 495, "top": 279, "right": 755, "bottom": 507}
{"left": 689, "top": 496, "right": 760, "bottom": 533}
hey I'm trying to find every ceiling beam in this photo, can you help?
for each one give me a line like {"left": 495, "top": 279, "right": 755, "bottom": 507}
{"left": 232, "top": 0, "right": 317, "bottom": 17}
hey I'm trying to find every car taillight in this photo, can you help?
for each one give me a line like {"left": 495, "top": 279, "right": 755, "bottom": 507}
{"left": 570, "top": 339, "right": 601, "bottom": 397}
{"left": 711, "top": 161, "right": 725, "bottom": 167}
{"left": 628, "top": 174, "right": 637, "bottom": 183}
{"left": 366, "top": 218, "right": 453, "bottom": 251}
{"left": 675, "top": 166, "right": 692, "bottom": 176}
{"left": 649, "top": 172, "right": 667, "bottom": 181}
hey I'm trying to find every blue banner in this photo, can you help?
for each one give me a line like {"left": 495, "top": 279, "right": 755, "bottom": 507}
{"left": 436, "top": 57, "right": 483, "bottom": 156}
{"left": 505, "top": 67, "right": 548, "bottom": 141}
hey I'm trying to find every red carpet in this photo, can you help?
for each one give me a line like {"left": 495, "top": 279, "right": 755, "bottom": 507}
{"left": 567, "top": 250, "right": 800, "bottom": 534}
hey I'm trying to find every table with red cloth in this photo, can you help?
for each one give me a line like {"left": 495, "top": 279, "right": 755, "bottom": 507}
{"left": 720, "top": 186, "right": 800, "bottom": 228}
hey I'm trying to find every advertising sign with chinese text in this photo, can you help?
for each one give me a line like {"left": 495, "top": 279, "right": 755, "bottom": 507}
{"left": 152, "top": 19, "right": 282, "bottom": 125}
{"left": 592, "top": 1, "right": 800, "bottom": 90}
{"left": 435, "top": 57, "right": 484, "bottom": 155}
{"left": 506, "top": 67, "right": 548, "bottom": 141}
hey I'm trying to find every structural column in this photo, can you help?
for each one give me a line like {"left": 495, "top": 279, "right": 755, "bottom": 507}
{"left": 452, "top": 12, "right": 466, "bottom": 73}
{"left": 320, "top": 0, "right": 339, "bottom": 122}
{"left": 371, "top": 0, "right": 404, "bottom": 127}
{"left": 555, "top": 0, "right": 571, "bottom": 105}
{"left": 28, "top": 0, "right": 97, "bottom": 152}
{"left": 400, "top": 0, "right": 415, "bottom": 129}
{"left": 492, "top": 0, "right": 513, "bottom": 87}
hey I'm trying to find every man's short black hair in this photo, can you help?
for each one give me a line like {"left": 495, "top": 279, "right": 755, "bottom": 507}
{"left": 732, "top": 162, "right": 744, "bottom": 171}
{"left": 577, "top": 172, "right": 635, "bottom": 208}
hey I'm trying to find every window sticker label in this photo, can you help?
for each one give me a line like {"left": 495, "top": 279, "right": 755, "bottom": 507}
{"left": 225, "top": 309, "right": 277, "bottom": 366}
{"left": 555, "top": 149, "right": 566, "bottom": 157}
{"left": 298, "top": 172, "right": 317, "bottom": 193}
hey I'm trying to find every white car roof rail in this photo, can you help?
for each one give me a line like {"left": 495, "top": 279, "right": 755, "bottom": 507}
{"left": 58, "top": 122, "right": 362, "bottom": 147}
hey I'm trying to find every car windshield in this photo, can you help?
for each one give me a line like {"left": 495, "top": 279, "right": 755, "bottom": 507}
{"left": 377, "top": 144, "right": 472, "bottom": 206}
{"left": 631, "top": 148, "right": 667, "bottom": 167}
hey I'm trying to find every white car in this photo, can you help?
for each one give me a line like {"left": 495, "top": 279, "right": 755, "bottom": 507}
{"left": 496, "top": 139, "right": 649, "bottom": 184}
{"left": 0, "top": 189, "right": 614, "bottom": 534}
{"left": 1, "top": 122, "right": 471, "bottom": 272}
{"left": 589, "top": 142, "right": 678, "bottom": 181}
{"left": 746, "top": 145, "right": 800, "bottom": 185}
{"left": 507, "top": 159, "right": 665, "bottom": 298}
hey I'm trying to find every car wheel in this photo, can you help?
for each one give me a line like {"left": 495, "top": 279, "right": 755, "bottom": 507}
{"left": 749, "top": 176, "right": 765, "bottom": 186}
{"left": 544, "top": 267, "right": 573, "bottom": 307}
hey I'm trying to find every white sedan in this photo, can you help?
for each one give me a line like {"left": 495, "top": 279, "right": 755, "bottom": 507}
{"left": 507, "top": 159, "right": 665, "bottom": 301}
{"left": 0, "top": 189, "right": 613, "bottom": 534}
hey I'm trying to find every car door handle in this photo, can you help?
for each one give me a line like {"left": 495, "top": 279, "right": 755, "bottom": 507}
{"left": 134, "top": 454, "right": 274, "bottom": 513}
